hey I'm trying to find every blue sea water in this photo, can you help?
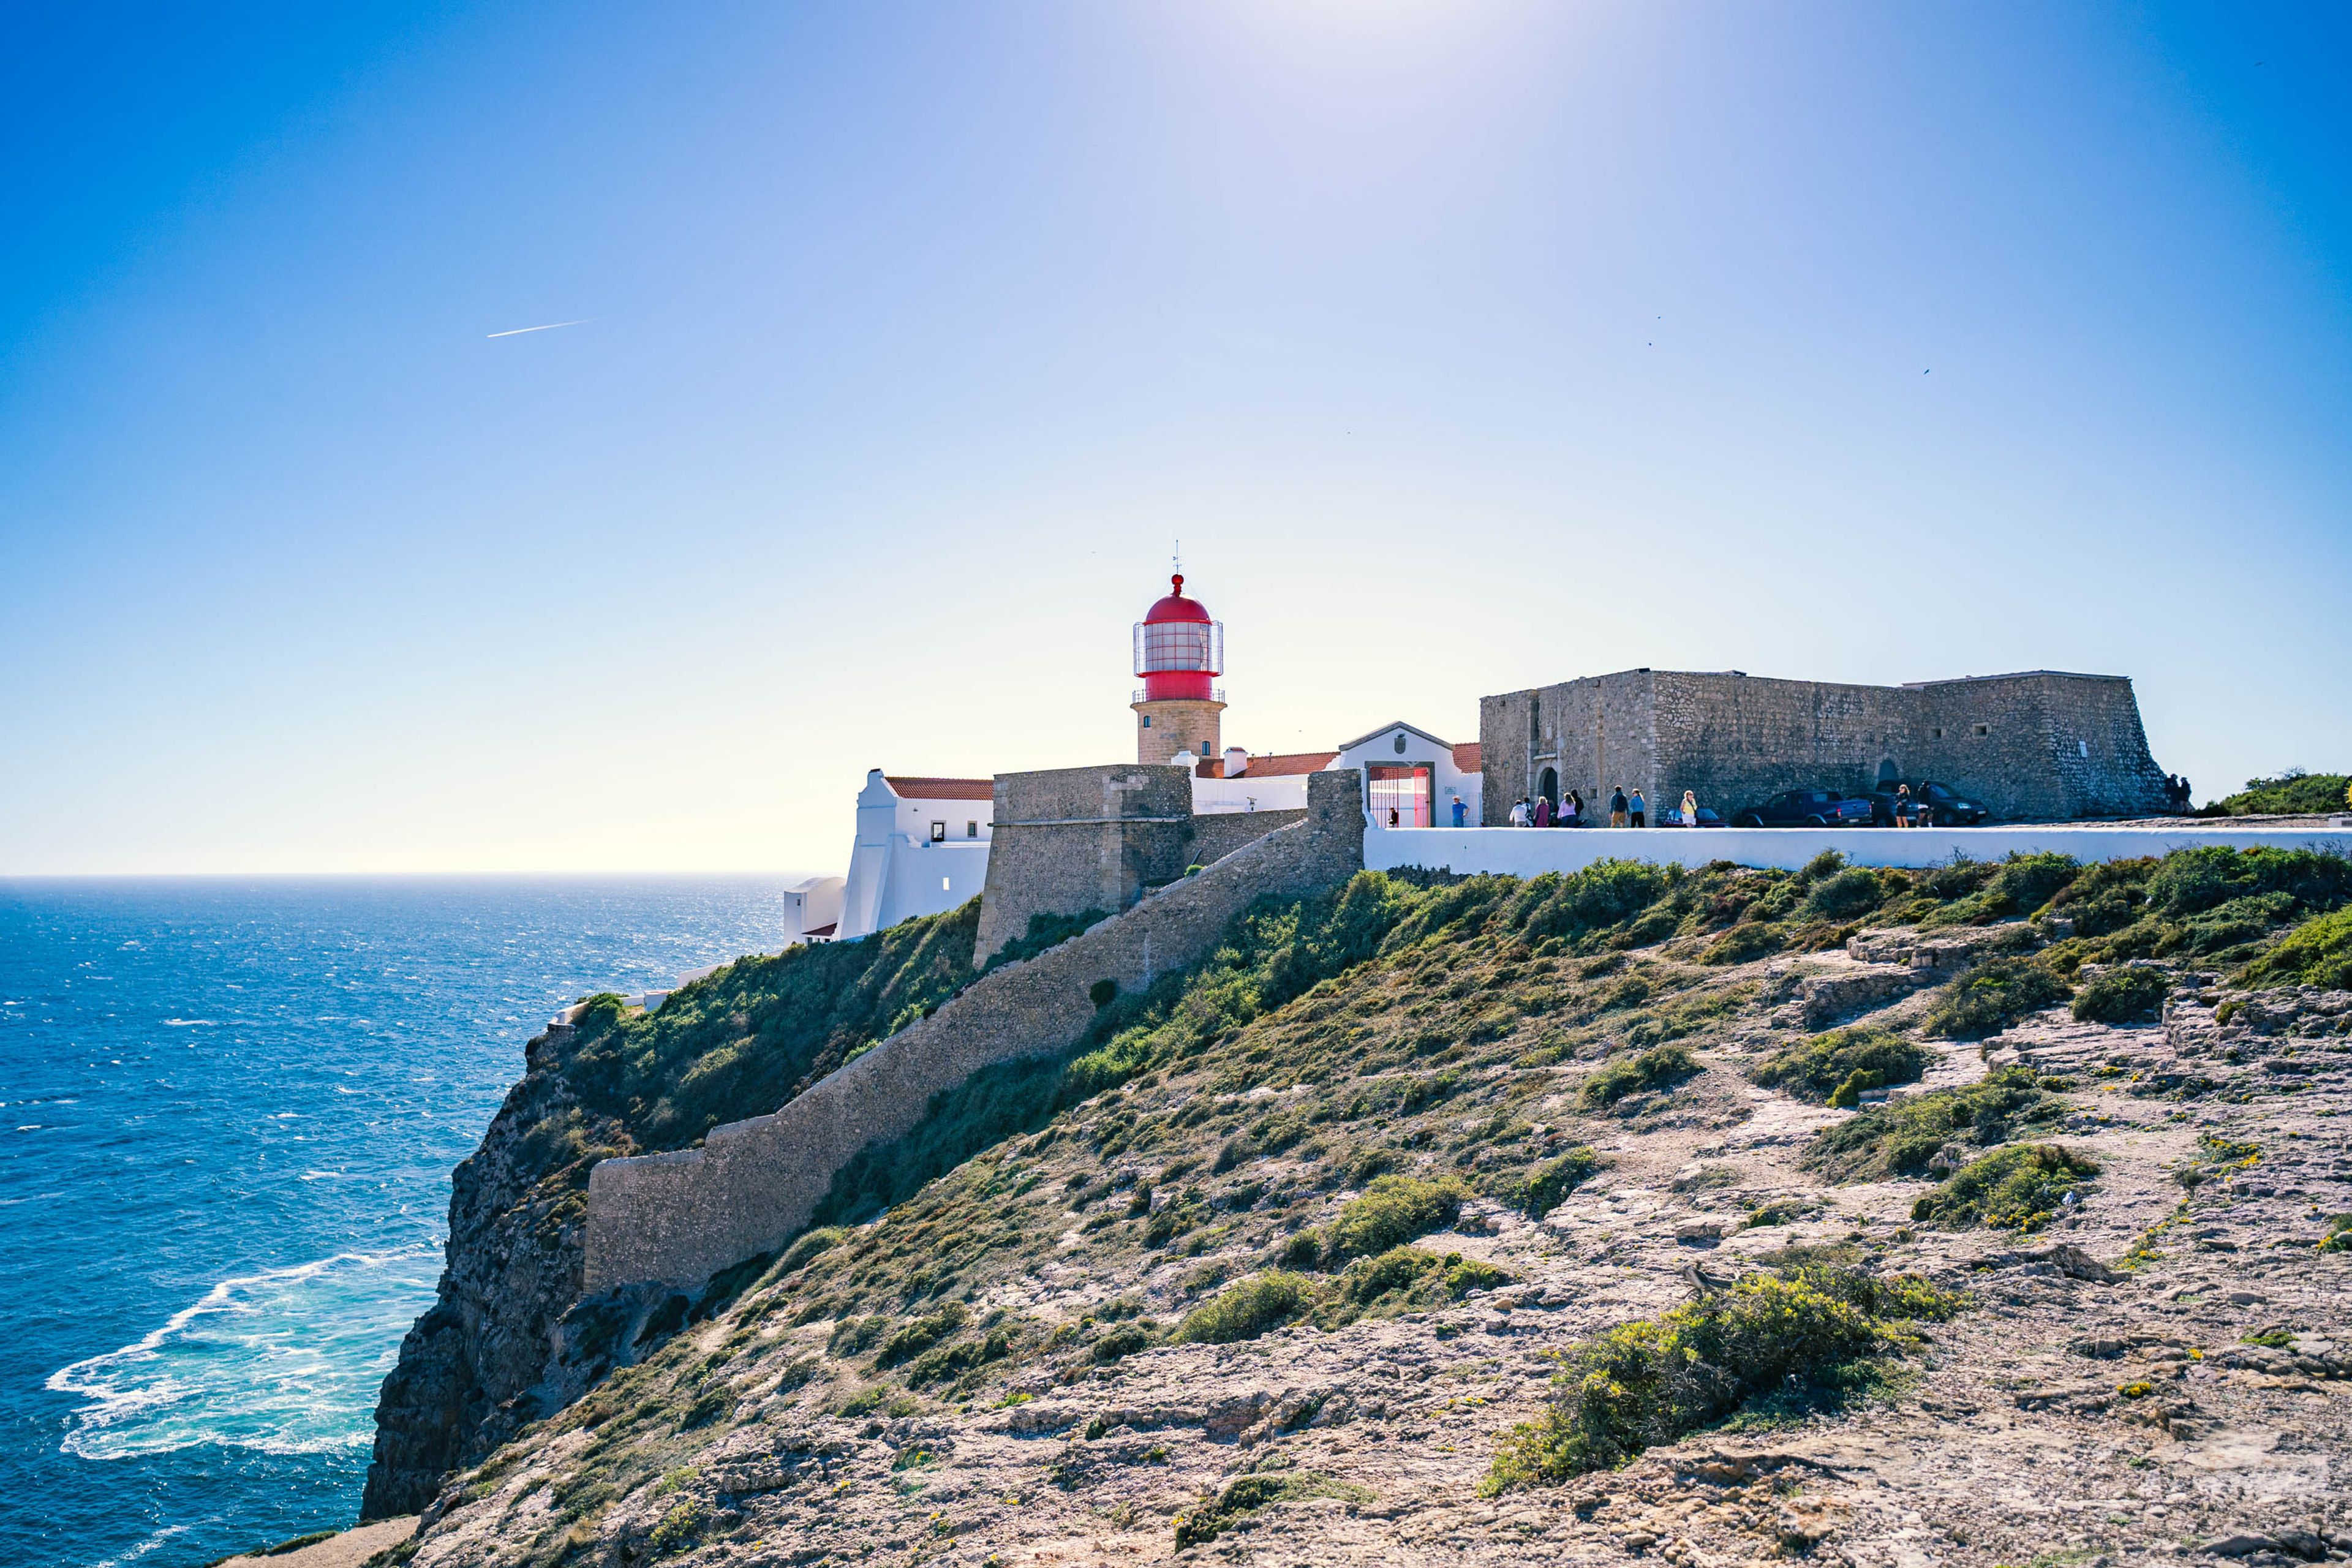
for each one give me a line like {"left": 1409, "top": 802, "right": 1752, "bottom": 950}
{"left": 0, "top": 877, "right": 808, "bottom": 1568}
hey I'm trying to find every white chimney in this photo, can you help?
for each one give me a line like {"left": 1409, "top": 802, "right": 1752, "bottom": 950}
{"left": 1223, "top": 745, "right": 1248, "bottom": 778}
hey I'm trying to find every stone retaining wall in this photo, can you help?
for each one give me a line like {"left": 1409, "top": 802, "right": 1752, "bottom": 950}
{"left": 583, "top": 772, "right": 1366, "bottom": 1291}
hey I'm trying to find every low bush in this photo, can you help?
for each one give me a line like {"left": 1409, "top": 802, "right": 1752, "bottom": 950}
{"left": 1804, "top": 867, "right": 1888, "bottom": 922}
{"left": 1173, "top": 1471, "right": 1375, "bottom": 1549}
{"left": 1922, "top": 957, "right": 2071, "bottom": 1039}
{"left": 1324, "top": 1246, "right": 1509, "bottom": 1323}
{"left": 2070, "top": 966, "right": 2168, "bottom": 1025}
{"left": 1804, "top": 1067, "right": 2059, "bottom": 1182}
{"left": 1516, "top": 1147, "right": 1602, "bottom": 1218}
{"left": 1752, "top": 1027, "right": 1926, "bottom": 1106}
{"left": 2203, "top": 771, "right": 2352, "bottom": 818}
{"left": 1912, "top": 1143, "right": 2099, "bottom": 1232}
{"left": 1325, "top": 1174, "right": 1471, "bottom": 1261}
{"left": 1580, "top": 1045, "right": 1700, "bottom": 1109}
{"left": 2247, "top": 907, "right": 2352, "bottom": 992}
{"left": 1483, "top": 1265, "right": 1961, "bottom": 1490}
{"left": 1170, "top": 1272, "right": 1318, "bottom": 1344}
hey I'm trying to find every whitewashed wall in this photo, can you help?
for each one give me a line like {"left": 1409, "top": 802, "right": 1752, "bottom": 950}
{"left": 1365, "top": 823, "right": 2352, "bottom": 878}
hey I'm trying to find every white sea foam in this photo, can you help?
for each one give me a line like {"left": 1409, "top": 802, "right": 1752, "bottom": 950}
{"left": 90, "top": 1523, "right": 187, "bottom": 1567}
{"left": 48, "top": 1250, "right": 440, "bottom": 1460}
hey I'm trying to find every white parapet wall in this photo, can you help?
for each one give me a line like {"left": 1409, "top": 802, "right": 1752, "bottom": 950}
{"left": 1363, "top": 823, "right": 2352, "bottom": 878}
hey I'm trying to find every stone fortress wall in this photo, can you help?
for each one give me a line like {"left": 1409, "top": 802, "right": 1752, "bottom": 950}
{"left": 971, "top": 764, "right": 1295, "bottom": 965}
{"left": 1480, "top": 668, "right": 2169, "bottom": 825}
{"left": 582, "top": 771, "right": 1365, "bottom": 1292}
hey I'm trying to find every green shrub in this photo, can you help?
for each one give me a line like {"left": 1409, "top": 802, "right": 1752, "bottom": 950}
{"left": 1170, "top": 1272, "right": 1320, "bottom": 1344}
{"left": 1913, "top": 1143, "right": 2098, "bottom": 1232}
{"left": 648, "top": 1498, "right": 706, "bottom": 1555}
{"left": 1517, "top": 1147, "right": 1602, "bottom": 1218}
{"left": 2247, "top": 907, "right": 2352, "bottom": 991}
{"left": 1173, "top": 1471, "right": 1374, "bottom": 1548}
{"left": 1752, "top": 1028, "right": 1926, "bottom": 1104}
{"left": 1579, "top": 1045, "right": 1700, "bottom": 1109}
{"left": 2318, "top": 1215, "right": 2352, "bottom": 1255}
{"left": 2070, "top": 967, "right": 2168, "bottom": 1025}
{"left": 1804, "top": 1067, "right": 2057, "bottom": 1181}
{"left": 1703, "top": 920, "right": 1787, "bottom": 965}
{"left": 2147, "top": 845, "right": 2352, "bottom": 920}
{"left": 874, "top": 1303, "right": 967, "bottom": 1368}
{"left": 1922, "top": 957, "right": 2071, "bottom": 1039}
{"left": 1325, "top": 1174, "right": 1472, "bottom": 1260}
{"left": 2205, "top": 771, "right": 2352, "bottom": 818}
{"left": 1483, "top": 1267, "right": 1961, "bottom": 1491}
{"left": 1804, "top": 867, "right": 1887, "bottom": 922}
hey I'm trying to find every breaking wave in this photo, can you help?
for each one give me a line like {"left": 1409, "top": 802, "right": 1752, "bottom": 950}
{"left": 47, "top": 1250, "right": 440, "bottom": 1460}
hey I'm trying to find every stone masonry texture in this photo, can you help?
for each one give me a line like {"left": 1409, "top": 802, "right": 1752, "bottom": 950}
{"left": 971, "top": 764, "right": 1196, "bottom": 965}
{"left": 1479, "top": 667, "right": 2168, "bottom": 825}
{"left": 1133, "top": 698, "right": 1223, "bottom": 766}
{"left": 581, "top": 771, "right": 1366, "bottom": 1291}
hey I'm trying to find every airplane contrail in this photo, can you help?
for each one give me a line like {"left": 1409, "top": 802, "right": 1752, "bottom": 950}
{"left": 486, "top": 320, "right": 589, "bottom": 338}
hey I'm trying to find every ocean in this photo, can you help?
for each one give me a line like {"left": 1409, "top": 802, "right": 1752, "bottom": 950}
{"left": 0, "top": 876, "right": 809, "bottom": 1568}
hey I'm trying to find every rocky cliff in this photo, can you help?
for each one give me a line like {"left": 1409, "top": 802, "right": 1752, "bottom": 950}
{"left": 361, "top": 900, "right": 989, "bottom": 1518}
{"left": 363, "top": 846, "right": 2352, "bottom": 1566}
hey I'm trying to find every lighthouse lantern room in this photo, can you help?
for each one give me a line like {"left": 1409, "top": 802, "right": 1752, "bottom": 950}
{"left": 1132, "top": 573, "right": 1226, "bottom": 766}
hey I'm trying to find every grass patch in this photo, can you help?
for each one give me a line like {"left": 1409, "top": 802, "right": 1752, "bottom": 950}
{"left": 2070, "top": 966, "right": 2168, "bottom": 1025}
{"left": 2203, "top": 771, "right": 2352, "bottom": 818}
{"left": 1174, "top": 1469, "right": 1376, "bottom": 1548}
{"left": 2247, "top": 907, "right": 2352, "bottom": 991}
{"left": 1752, "top": 1027, "right": 1926, "bottom": 1106}
{"left": 1580, "top": 1044, "right": 1700, "bottom": 1109}
{"left": 1923, "top": 957, "right": 2071, "bottom": 1039}
{"left": 1483, "top": 1265, "right": 1962, "bottom": 1491}
{"left": 1324, "top": 1174, "right": 1471, "bottom": 1261}
{"left": 1804, "top": 1068, "right": 2060, "bottom": 1182}
{"left": 1170, "top": 1273, "right": 1319, "bottom": 1344}
{"left": 1515, "top": 1147, "right": 1603, "bottom": 1218}
{"left": 1911, "top": 1143, "right": 2099, "bottom": 1232}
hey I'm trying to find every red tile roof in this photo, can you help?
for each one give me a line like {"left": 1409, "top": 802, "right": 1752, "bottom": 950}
{"left": 884, "top": 775, "right": 995, "bottom": 801}
{"left": 1233, "top": 751, "right": 1340, "bottom": 778}
{"left": 1453, "top": 742, "right": 1482, "bottom": 774}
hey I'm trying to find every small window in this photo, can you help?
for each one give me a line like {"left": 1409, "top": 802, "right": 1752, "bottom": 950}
{"left": 2078, "top": 739, "right": 2089, "bottom": 758}
{"left": 941, "top": 876, "right": 951, "bottom": 891}
{"left": 1930, "top": 726, "right": 1945, "bottom": 739}
{"left": 1973, "top": 724, "right": 1989, "bottom": 737}
{"left": 930, "top": 821, "right": 946, "bottom": 842}
{"left": 1141, "top": 714, "right": 1152, "bottom": 728}
{"left": 967, "top": 820, "right": 978, "bottom": 837}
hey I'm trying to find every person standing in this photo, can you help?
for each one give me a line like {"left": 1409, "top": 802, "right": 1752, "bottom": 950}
{"left": 1564, "top": 790, "right": 1583, "bottom": 827}
{"left": 1609, "top": 785, "right": 1629, "bottom": 828}
{"left": 1534, "top": 794, "right": 1552, "bottom": 827}
{"left": 1893, "top": 783, "right": 1913, "bottom": 827}
{"left": 1509, "top": 797, "right": 1530, "bottom": 827}
{"left": 1450, "top": 794, "right": 1468, "bottom": 828}
{"left": 1680, "top": 789, "right": 1700, "bottom": 827}
{"left": 1628, "top": 788, "right": 1647, "bottom": 827}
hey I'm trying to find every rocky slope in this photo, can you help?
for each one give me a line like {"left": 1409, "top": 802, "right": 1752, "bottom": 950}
{"left": 361, "top": 846, "right": 2352, "bottom": 1566}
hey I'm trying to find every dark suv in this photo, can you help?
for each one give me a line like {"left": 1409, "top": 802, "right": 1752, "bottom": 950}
{"left": 1868, "top": 780, "right": 1989, "bottom": 826}
{"left": 1730, "top": 790, "right": 1875, "bottom": 827}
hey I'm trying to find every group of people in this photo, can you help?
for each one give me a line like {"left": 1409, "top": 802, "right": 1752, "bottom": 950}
{"left": 2163, "top": 773, "right": 2196, "bottom": 813}
{"left": 1505, "top": 785, "right": 1708, "bottom": 828}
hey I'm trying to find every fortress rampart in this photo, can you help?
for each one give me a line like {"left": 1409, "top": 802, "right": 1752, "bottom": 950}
{"left": 582, "top": 772, "right": 1364, "bottom": 1291}
{"left": 1480, "top": 668, "right": 2168, "bottom": 824}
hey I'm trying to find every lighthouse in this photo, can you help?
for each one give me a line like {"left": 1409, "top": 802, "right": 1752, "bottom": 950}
{"left": 1131, "top": 573, "right": 1225, "bottom": 766}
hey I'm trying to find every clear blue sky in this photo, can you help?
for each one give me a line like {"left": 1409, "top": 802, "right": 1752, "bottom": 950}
{"left": 3, "top": 2, "right": 2346, "bottom": 874}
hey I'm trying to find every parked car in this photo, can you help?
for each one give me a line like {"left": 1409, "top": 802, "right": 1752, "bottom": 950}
{"left": 1868, "top": 780, "right": 1989, "bottom": 826}
{"left": 1730, "top": 790, "right": 1875, "bottom": 827}
{"left": 1659, "top": 806, "right": 1728, "bottom": 827}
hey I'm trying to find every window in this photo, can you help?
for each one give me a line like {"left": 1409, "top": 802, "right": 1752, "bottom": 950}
{"left": 1931, "top": 726, "right": 1945, "bottom": 739}
{"left": 2078, "top": 739, "right": 2089, "bottom": 758}
{"left": 967, "top": 820, "right": 978, "bottom": 837}
{"left": 1141, "top": 714, "right": 1152, "bottom": 728}
{"left": 930, "top": 821, "right": 946, "bottom": 842}
{"left": 1973, "top": 724, "right": 1989, "bottom": 737}
{"left": 942, "top": 876, "right": 951, "bottom": 891}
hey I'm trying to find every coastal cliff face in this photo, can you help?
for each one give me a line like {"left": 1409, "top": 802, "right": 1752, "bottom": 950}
{"left": 361, "top": 1037, "right": 608, "bottom": 1518}
{"left": 362, "top": 902, "right": 988, "bottom": 1519}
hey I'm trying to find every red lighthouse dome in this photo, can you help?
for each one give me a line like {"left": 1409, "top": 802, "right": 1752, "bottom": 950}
{"left": 1134, "top": 573, "right": 1224, "bottom": 702}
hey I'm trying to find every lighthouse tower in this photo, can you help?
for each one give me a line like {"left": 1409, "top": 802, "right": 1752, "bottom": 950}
{"left": 1131, "top": 573, "right": 1225, "bottom": 766}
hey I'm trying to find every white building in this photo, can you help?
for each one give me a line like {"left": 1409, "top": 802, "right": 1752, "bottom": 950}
{"left": 780, "top": 874, "right": 846, "bottom": 944}
{"left": 1332, "top": 722, "right": 1483, "bottom": 829}
{"left": 835, "top": 771, "right": 995, "bottom": 941}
